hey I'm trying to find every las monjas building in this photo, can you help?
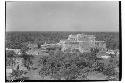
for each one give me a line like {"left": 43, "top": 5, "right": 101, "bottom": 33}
{"left": 58, "top": 34, "right": 106, "bottom": 53}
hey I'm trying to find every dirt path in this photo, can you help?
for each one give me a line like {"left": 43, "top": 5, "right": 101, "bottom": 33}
{"left": 25, "top": 55, "right": 44, "bottom": 80}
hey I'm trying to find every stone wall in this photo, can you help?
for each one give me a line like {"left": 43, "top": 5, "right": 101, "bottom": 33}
{"left": 59, "top": 34, "right": 106, "bottom": 53}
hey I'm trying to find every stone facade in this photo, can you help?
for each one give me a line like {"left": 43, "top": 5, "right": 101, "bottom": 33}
{"left": 59, "top": 34, "right": 106, "bottom": 53}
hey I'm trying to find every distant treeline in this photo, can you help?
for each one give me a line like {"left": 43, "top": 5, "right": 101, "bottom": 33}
{"left": 5, "top": 31, "right": 119, "bottom": 50}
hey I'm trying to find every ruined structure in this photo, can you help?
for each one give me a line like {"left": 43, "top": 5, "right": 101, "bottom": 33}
{"left": 40, "top": 34, "right": 106, "bottom": 53}
{"left": 58, "top": 34, "right": 106, "bottom": 53}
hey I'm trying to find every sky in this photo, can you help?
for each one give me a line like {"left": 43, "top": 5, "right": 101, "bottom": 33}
{"left": 6, "top": 1, "right": 119, "bottom": 32}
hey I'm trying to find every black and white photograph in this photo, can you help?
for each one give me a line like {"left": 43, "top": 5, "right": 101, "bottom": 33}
{"left": 5, "top": 1, "right": 121, "bottom": 82}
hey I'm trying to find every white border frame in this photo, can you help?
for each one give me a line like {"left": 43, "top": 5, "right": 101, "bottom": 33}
{"left": 0, "top": 0, "right": 124, "bottom": 83}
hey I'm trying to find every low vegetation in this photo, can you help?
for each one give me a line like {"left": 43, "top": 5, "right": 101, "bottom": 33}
{"left": 6, "top": 32, "right": 119, "bottom": 81}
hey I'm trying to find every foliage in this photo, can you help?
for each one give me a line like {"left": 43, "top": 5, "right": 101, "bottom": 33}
{"left": 93, "top": 55, "right": 119, "bottom": 77}
{"left": 38, "top": 47, "right": 119, "bottom": 80}
{"left": 19, "top": 53, "right": 34, "bottom": 70}
{"left": 6, "top": 51, "right": 16, "bottom": 66}
{"left": 5, "top": 31, "right": 119, "bottom": 80}
{"left": 10, "top": 69, "right": 29, "bottom": 80}
{"left": 6, "top": 32, "right": 119, "bottom": 49}
{"left": 10, "top": 69, "right": 23, "bottom": 80}
{"left": 38, "top": 49, "right": 96, "bottom": 80}
{"left": 6, "top": 50, "right": 16, "bottom": 58}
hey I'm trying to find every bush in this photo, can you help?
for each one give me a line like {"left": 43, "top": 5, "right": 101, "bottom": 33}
{"left": 38, "top": 50, "right": 97, "bottom": 80}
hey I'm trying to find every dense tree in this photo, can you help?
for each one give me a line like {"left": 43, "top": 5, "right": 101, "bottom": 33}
{"left": 6, "top": 31, "right": 119, "bottom": 80}
{"left": 6, "top": 32, "right": 119, "bottom": 49}
{"left": 6, "top": 51, "right": 16, "bottom": 66}
{"left": 39, "top": 50, "right": 97, "bottom": 80}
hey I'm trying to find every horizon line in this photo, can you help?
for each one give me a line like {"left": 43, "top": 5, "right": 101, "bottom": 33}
{"left": 5, "top": 31, "right": 119, "bottom": 32}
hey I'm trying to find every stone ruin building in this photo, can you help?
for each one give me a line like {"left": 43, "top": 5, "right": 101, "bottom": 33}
{"left": 58, "top": 34, "right": 106, "bottom": 53}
